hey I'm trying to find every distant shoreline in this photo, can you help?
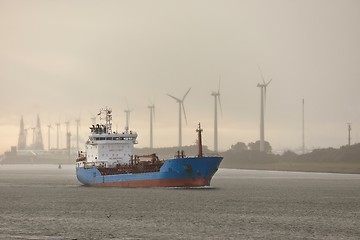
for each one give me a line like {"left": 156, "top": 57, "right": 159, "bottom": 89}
{"left": 2, "top": 143, "right": 359, "bottom": 175}
{"left": 221, "top": 165, "right": 360, "bottom": 175}
{"left": 1, "top": 162, "right": 359, "bottom": 175}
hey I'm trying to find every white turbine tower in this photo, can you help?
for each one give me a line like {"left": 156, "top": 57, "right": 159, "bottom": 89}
{"left": 47, "top": 124, "right": 52, "bottom": 151}
{"left": 167, "top": 88, "right": 191, "bottom": 148}
{"left": 302, "top": 99, "right": 305, "bottom": 154}
{"left": 257, "top": 65, "right": 272, "bottom": 152}
{"left": 211, "top": 76, "right": 222, "bottom": 153}
{"left": 55, "top": 122, "right": 60, "bottom": 149}
{"left": 148, "top": 103, "right": 155, "bottom": 149}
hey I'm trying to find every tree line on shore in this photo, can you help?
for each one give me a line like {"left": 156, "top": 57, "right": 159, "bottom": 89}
{"left": 135, "top": 141, "right": 360, "bottom": 174}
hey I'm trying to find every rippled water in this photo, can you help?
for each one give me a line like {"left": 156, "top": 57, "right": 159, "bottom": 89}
{"left": 0, "top": 165, "right": 359, "bottom": 239}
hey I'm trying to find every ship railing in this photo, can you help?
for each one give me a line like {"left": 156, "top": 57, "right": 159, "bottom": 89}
{"left": 129, "top": 154, "right": 162, "bottom": 165}
{"left": 84, "top": 162, "right": 95, "bottom": 169}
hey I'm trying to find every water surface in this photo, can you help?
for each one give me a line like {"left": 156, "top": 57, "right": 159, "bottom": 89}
{"left": 0, "top": 165, "right": 359, "bottom": 239}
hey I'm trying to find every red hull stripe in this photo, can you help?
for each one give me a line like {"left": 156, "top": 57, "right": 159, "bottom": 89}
{"left": 91, "top": 177, "right": 211, "bottom": 188}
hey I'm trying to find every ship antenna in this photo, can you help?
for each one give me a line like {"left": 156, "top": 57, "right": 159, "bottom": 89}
{"left": 99, "top": 107, "right": 112, "bottom": 133}
{"left": 196, "top": 123, "right": 203, "bottom": 157}
{"left": 105, "top": 108, "right": 112, "bottom": 133}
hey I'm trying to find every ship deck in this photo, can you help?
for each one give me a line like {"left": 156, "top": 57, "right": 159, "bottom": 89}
{"left": 97, "top": 160, "right": 164, "bottom": 175}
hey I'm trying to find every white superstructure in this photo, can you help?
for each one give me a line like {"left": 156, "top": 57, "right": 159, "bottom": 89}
{"left": 79, "top": 107, "right": 137, "bottom": 166}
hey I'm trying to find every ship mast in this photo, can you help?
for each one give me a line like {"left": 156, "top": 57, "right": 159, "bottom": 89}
{"left": 98, "top": 107, "right": 112, "bottom": 134}
{"left": 196, "top": 123, "right": 203, "bottom": 158}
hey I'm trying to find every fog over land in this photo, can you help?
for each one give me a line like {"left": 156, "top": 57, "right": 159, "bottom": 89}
{"left": 1, "top": 0, "right": 360, "bottom": 153}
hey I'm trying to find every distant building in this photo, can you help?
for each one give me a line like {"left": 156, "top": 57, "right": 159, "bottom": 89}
{"left": 17, "top": 115, "right": 44, "bottom": 151}
{"left": 33, "top": 115, "right": 44, "bottom": 150}
{"left": 17, "top": 116, "right": 26, "bottom": 150}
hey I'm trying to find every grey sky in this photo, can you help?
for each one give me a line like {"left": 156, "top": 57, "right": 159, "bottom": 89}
{"left": 1, "top": 0, "right": 360, "bottom": 153}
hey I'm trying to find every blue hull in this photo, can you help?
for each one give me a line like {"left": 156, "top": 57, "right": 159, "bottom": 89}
{"left": 76, "top": 156, "right": 223, "bottom": 187}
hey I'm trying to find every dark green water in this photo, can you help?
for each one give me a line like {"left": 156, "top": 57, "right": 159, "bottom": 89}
{"left": 0, "top": 165, "right": 359, "bottom": 239}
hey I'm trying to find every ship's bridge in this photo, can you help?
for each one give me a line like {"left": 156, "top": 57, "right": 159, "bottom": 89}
{"left": 85, "top": 131, "right": 138, "bottom": 165}
{"left": 88, "top": 111, "right": 138, "bottom": 144}
{"left": 82, "top": 107, "right": 138, "bottom": 165}
{"left": 88, "top": 131, "right": 138, "bottom": 144}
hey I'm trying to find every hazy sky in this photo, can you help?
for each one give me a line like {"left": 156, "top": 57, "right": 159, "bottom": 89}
{"left": 1, "top": 0, "right": 360, "bottom": 154}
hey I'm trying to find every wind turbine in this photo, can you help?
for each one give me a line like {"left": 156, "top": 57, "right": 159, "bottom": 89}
{"left": 167, "top": 88, "right": 191, "bottom": 148}
{"left": 64, "top": 121, "right": 71, "bottom": 151}
{"left": 47, "top": 124, "right": 52, "bottom": 151}
{"left": 211, "top": 75, "right": 223, "bottom": 153}
{"left": 55, "top": 123, "right": 60, "bottom": 149}
{"left": 148, "top": 102, "right": 155, "bottom": 149}
{"left": 302, "top": 99, "right": 305, "bottom": 154}
{"left": 257, "top": 65, "right": 272, "bottom": 152}
{"left": 347, "top": 123, "right": 352, "bottom": 146}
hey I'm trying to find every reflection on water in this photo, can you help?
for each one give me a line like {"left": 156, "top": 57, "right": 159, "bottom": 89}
{"left": 0, "top": 165, "right": 359, "bottom": 239}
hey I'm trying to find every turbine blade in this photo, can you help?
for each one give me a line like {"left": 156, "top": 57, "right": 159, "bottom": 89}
{"left": 167, "top": 94, "right": 181, "bottom": 102}
{"left": 218, "top": 75, "right": 222, "bottom": 116}
{"left": 218, "top": 95, "right": 223, "bottom": 117}
{"left": 182, "top": 103, "right": 188, "bottom": 124}
{"left": 257, "top": 64, "right": 266, "bottom": 84}
{"left": 148, "top": 98, "right": 156, "bottom": 123}
{"left": 264, "top": 79, "right": 271, "bottom": 109}
{"left": 182, "top": 88, "right": 191, "bottom": 101}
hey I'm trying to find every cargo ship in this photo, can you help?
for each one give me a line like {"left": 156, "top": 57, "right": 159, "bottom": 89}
{"left": 75, "top": 107, "right": 223, "bottom": 187}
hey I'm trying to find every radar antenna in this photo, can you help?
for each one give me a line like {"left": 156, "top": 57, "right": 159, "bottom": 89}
{"left": 99, "top": 107, "right": 112, "bottom": 134}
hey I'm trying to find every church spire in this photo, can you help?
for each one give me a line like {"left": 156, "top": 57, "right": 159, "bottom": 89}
{"left": 34, "top": 114, "right": 44, "bottom": 150}
{"left": 17, "top": 115, "right": 27, "bottom": 150}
